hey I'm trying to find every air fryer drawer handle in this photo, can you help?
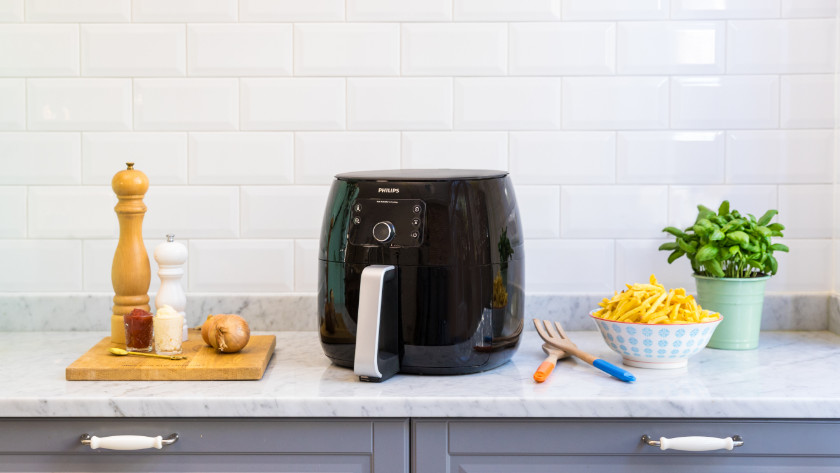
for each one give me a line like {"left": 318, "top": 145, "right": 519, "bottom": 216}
{"left": 355, "top": 265, "right": 397, "bottom": 382}
{"left": 641, "top": 434, "right": 743, "bottom": 451}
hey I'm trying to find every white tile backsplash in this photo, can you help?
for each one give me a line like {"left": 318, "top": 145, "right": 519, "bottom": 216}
{"left": 189, "top": 132, "right": 294, "bottom": 185}
{"left": 134, "top": 78, "right": 238, "bottom": 131}
{"left": 82, "top": 133, "right": 188, "bottom": 185}
{"left": 0, "top": 2, "right": 836, "bottom": 296}
{"left": 239, "top": 0, "right": 344, "bottom": 22}
{"left": 402, "top": 23, "right": 507, "bottom": 76}
{"left": 401, "top": 131, "right": 507, "bottom": 170}
{"left": 133, "top": 0, "right": 237, "bottom": 22}
{"left": 454, "top": 77, "right": 562, "bottom": 130}
{"left": 0, "top": 0, "right": 23, "bottom": 22}
{"left": 28, "top": 79, "right": 132, "bottom": 130}
{"left": 0, "top": 132, "right": 80, "bottom": 184}
{"left": 454, "top": 0, "right": 561, "bottom": 21}
{"left": 189, "top": 239, "right": 294, "bottom": 292}
{"left": 780, "top": 75, "right": 835, "bottom": 129}
{"left": 782, "top": 0, "right": 836, "bottom": 18}
{"left": 617, "top": 21, "right": 725, "bottom": 75}
{"left": 294, "top": 24, "right": 399, "bottom": 76}
{"left": 778, "top": 185, "right": 833, "bottom": 238}
{"left": 727, "top": 19, "right": 835, "bottom": 74}
{"left": 671, "top": 0, "right": 780, "bottom": 20}
{"left": 0, "top": 187, "right": 25, "bottom": 238}
{"left": 349, "top": 78, "right": 452, "bottom": 130}
{"left": 0, "top": 78, "right": 24, "bottom": 129}
{"left": 563, "top": 77, "right": 669, "bottom": 130}
{"left": 726, "top": 130, "right": 834, "bottom": 184}
{"left": 0, "top": 24, "right": 78, "bottom": 76}
{"left": 525, "top": 239, "right": 615, "bottom": 293}
{"left": 25, "top": 0, "right": 130, "bottom": 22}
{"left": 241, "top": 78, "right": 346, "bottom": 130}
{"left": 509, "top": 23, "right": 615, "bottom": 76}
{"left": 671, "top": 76, "right": 779, "bottom": 129}
{"left": 28, "top": 186, "right": 116, "bottom": 238}
{"left": 0, "top": 240, "right": 82, "bottom": 291}
{"left": 294, "top": 239, "right": 319, "bottom": 292}
{"left": 561, "top": 185, "right": 669, "bottom": 238}
{"left": 348, "top": 0, "right": 451, "bottom": 21}
{"left": 617, "top": 131, "right": 725, "bottom": 184}
{"left": 295, "top": 132, "right": 400, "bottom": 184}
{"left": 240, "top": 186, "right": 330, "bottom": 238}
{"left": 563, "top": 0, "right": 668, "bottom": 20}
{"left": 188, "top": 24, "right": 292, "bottom": 77}
{"left": 509, "top": 131, "right": 615, "bottom": 184}
{"left": 515, "top": 185, "right": 560, "bottom": 238}
{"left": 81, "top": 24, "right": 185, "bottom": 77}
{"left": 144, "top": 186, "right": 240, "bottom": 238}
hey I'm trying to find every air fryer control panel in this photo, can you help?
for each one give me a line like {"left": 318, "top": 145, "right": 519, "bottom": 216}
{"left": 348, "top": 198, "right": 425, "bottom": 247}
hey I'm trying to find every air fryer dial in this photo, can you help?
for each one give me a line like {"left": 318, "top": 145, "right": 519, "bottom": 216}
{"left": 349, "top": 198, "right": 425, "bottom": 247}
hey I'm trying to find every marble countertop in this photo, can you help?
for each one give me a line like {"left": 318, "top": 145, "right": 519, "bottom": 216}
{"left": 4, "top": 330, "right": 840, "bottom": 419}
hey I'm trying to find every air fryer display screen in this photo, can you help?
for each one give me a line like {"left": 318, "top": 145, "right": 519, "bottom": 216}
{"left": 347, "top": 198, "right": 426, "bottom": 248}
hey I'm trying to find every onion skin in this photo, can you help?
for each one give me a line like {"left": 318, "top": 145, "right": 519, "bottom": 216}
{"left": 209, "top": 314, "right": 250, "bottom": 353}
{"left": 201, "top": 315, "right": 215, "bottom": 346}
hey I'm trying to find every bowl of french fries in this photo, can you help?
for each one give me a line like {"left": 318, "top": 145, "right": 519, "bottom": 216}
{"left": 590, "top": 275, "right": 722, "bottom": 369}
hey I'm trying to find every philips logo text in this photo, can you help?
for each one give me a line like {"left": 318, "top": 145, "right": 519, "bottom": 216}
{"left": 378, "top": 188, "right": 400, "bottom": 194}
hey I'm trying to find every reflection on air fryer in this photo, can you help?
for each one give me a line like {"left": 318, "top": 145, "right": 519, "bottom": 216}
{"left": 318, "top": 169, "right": 525, "bottom": 382}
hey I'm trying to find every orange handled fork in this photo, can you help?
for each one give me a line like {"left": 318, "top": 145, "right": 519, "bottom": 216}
{"left": 534, "top": 343, "right": 569, "bottom": 383}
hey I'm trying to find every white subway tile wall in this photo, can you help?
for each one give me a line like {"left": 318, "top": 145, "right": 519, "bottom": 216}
{"left": 0, "top": 1, "right": 835, "bottom": 295}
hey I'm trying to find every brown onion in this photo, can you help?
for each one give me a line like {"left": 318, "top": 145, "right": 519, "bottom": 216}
{"left": 201, "top": 315, "right": 215, "bottom": 346}
{"left": 209, "top": 314, "right": 250, "bottom": 353}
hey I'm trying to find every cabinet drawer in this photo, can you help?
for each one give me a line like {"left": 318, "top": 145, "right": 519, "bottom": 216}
{"left": 0, "top": 418, "right": 409, "bottom": 473}
{"left": 414, "top": 418, "right": 840, "bottom": 473}
{"left": 448, "top": 419, "right": 840, "bottom": 456}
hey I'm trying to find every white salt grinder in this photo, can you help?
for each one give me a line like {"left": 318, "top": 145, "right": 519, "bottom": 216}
{"left": 154, "top": 234, "right": 188, "bottom": 341}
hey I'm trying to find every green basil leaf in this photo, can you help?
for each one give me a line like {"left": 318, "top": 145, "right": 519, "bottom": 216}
{"left": 770, "top": 243, "right": 789, "bottom": 252}
{"left": 658, "top": 242, "right": 679, "bottom": 251}
{"left": 717, "top": 200, "right": 730, "bottom": 216}
{"left": 768, "top": 255, "right": 778, "bottom": 275}
{"left": 756, "top": 226, "right": 771, "bottom": 237}
{"left": 757, "top": 209, "right": 778, "bottom": 226}
{"left": 662, "top": 226, "right": 688, "bottom": 239}
{"left": 696, "top": 244, "right": 719, "bottom": 262}
{"left": 727, "top": 230, "right": 750, "bottom": 246}
{"left": 709, "top": 229, "right": 725, "bottom": 241}
{"left": 705, "top": 259, "right": 725, "bottom": 278}
{"left": 767, "top": 223, "right": 785, "bottom": 231}
{"left": 678, "top": 238, "right": 697, "bottom": 253}
{"left": 668, "top": 249, "right": 685, "bottom": 264}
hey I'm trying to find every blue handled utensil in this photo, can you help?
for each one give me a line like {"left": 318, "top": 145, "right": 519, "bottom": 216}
{"left": 533, "top": 319, "right": 636, "bottom": 383}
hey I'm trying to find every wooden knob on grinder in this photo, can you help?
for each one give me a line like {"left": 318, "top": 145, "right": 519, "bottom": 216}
{"left": 110, "top": 162, "right": 151, "bottom": 344}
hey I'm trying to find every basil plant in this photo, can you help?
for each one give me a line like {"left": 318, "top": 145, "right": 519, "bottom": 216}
{"left": 659, "top": 200, "right": 789, "bottom": 278}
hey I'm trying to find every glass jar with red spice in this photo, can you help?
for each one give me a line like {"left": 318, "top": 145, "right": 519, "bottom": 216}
{"left": 124, "top": 308, "right": 154, "bottom": 352}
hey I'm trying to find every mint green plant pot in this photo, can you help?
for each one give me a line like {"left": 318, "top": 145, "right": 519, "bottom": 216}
{"left": 693, "top": 274, "right": 770, "bottom": 350}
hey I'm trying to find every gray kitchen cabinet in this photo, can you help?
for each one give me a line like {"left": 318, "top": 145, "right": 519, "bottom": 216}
{"left": 0, "top": 418, "right": 409, "bottom": 473}
{"left": 413, "top": 418, "right": 840, "bottom": 473}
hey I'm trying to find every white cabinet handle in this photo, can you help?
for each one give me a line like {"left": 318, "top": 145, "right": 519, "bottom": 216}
{"left": 642, "top": 434, "right": 743, "bottom": 451}
{"left": 80, "top": 433, "right": 178, "bottom": 450}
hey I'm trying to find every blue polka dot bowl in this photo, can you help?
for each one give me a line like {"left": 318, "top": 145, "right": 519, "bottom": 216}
{"left": 590, "top": 311, "right": 723, "bottom": 369}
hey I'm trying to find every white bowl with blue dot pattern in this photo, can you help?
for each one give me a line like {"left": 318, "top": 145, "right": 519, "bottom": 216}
{"left": 590, "top": 311, "right": 723, "bottom": 369}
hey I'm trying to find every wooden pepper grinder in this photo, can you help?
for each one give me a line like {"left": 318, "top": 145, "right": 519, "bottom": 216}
{"left": 110, "top": 162, "right": 151, "bottom": 343}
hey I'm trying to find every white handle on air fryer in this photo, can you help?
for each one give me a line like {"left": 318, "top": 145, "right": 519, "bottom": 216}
{"left": 642, "top": 434, "right": 743, "bottom": 451}
{"left": 354, "top": 265, "right": 395, "bottom": 379}
{"left": 80, "top": 433, "right": 178, "bottom": 450}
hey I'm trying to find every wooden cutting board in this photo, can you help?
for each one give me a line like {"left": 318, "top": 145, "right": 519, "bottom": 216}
{"left": 66, "top": 334, "right": 276, "bottom": 381}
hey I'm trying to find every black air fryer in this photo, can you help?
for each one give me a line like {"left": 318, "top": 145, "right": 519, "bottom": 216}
{"left": 318, "top": 169, "right": 524, "bottom": 382}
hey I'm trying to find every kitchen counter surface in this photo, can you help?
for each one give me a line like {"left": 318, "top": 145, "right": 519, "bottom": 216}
{"left": 3, "top": 330, "right": 840, "bottom": 419}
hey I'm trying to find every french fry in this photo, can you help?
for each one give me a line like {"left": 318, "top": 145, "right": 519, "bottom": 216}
{"left": 593, "top": 274, "right": 720, "bottom": 324}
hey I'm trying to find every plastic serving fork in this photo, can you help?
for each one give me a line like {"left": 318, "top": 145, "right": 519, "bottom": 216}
{"left": 533, "top": 319, "right": 636, "bottom": 383}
